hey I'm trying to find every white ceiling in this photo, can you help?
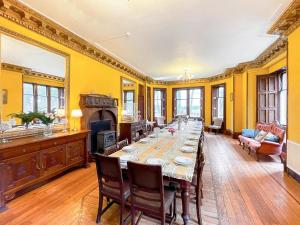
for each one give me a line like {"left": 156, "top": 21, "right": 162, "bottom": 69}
{"left": 20, "top": 0, "right": 291, "bottom": 80}
{"left": 1, "top": 35, "right": 66, "bottom": 77}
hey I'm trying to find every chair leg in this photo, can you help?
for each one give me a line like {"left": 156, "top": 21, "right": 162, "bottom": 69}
{"left": 119, "top": 202, "right": 125, "bottom": 225}
{"left": 161, "top": 214, "right": 166, "bottom": 225}
{"left": 131, "top": 208, "right": 135, "bottom": 225}
{"left": 256, "top": 153, "right": 260, "bottom": 162}
{"left": 196, "top": 191, "right": 203, "bottom": 225}
{"left": 96, "top": 194, "right": 103, "bottom": 224}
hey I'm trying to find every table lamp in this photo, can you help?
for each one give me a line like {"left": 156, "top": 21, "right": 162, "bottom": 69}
{"left": 71, "top": 109, "right": 82, "bottom": 131}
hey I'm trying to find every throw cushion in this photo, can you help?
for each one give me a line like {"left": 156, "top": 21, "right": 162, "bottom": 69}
{"left": 254, "top": 130, "right": 268, "bottom": 142}
{"left": 241, "top": 129, "right": 256, "bottom": 138}
{"left": 264, "top": 132, "right": 280, "bottom": 143}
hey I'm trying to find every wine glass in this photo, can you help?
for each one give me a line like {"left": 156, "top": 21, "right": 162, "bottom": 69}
{"left": 0, "top": 123, "right": 10, "bottom": 144}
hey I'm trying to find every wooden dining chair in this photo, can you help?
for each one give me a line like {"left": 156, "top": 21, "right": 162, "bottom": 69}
{"left": 127, "top": 161, "right": 177, "bottom": 225}
{"left": 117, "top": 138, "right": 129, "bottom": 150}
{"left": 190, "top": 135, "right": 205, "bottom": 225}
{"left": 191, "top": 156, "right": 205, "bottom": 225}
{"left": 104, "top": 144, "right": 118, "bottom": 155}
{"left": 95, "top": 154, "right": 130, "bottom": 225}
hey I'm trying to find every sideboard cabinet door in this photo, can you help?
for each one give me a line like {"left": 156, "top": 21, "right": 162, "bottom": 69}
{"left": 66, "top": 140, "right": 84, "bottom": 166}
{"left": 3, "top": 152, "right": 41, "bottom": 191}
{"left": 40, "top": 145, "right": 66, "bottom": 176}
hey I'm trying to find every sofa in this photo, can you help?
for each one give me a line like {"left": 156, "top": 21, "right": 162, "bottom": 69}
{"left": 238, "top": 122, "right": 286, "bottom": 162}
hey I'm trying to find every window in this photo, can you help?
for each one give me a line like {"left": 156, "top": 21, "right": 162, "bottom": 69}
{"left": 257, "top": 69, "right": 287, "bottom": 125}
{"left": 23, "top": 83, "right": 34, "bottom": 113}
{"left": 279, "top": 72, "right": 287, "bottom": 125}
{"left": 23, "top": 83, "right": 65, "bottom": 113}
{"left": 212, "top": 85, "right": 225, "bottom": 119}
{"left": 173, "top": 87, "right": 203, "bottom": 118}
{"left": 37, "top": 85, "right": 48, "bottom": 112}
{"left": 123, "top": 90, "right": 134, "bottom": 116}
{"left": 153, "top": 88, "right": 166, "bottom": 120}
{"left": 189, "top": 89, "right": 201, "bottom": 117}
{"left": 176, "top": 90, "right": 188, "bottom": 116}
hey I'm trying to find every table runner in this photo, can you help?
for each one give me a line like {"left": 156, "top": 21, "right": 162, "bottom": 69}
{"left": 111, "top": 121, "right": 202, "bottom": 182}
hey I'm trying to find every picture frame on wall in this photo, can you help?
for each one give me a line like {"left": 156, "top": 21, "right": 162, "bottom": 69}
{"left": 2, "top": 89, "right": 8, "bottom": 104}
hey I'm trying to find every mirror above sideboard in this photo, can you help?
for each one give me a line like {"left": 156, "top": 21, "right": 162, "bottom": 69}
{"left": 0, "top": 32, "right": 70, "bottom": 139}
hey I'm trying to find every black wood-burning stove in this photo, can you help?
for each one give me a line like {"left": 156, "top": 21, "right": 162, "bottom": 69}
{"left": 96, "top": 131, "right": 116, "bottom": 154}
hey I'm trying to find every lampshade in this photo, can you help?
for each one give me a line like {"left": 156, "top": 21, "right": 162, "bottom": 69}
{"left": 71, "top": 109, "right": 82, "bottom": 118}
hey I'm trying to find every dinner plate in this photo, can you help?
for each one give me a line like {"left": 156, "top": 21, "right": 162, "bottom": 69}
{"left": 174, "top": 156, "right": 193, "bottom": 166}
{"left": 181, "top": 146, "right": 195, "bottom": 153}
{"left": 122, "top": 146, "right": 136, "bottom": 153}
{"left": 193, "top": 128, "right": 202, "bottom": 131}
{"left": 146, "top": 158, "right": 165, "bottom": 165}
{"left": 139, "top": 138, "right": 149, "bottom": 144}
{"left": 184, "top": 141, "right": 198, "bottom": 146}
{"left": 120, "top": 154, "right": 137, "bottom": 162}
{"left": 188, "top": 136, "right": 198, "bottom": 141}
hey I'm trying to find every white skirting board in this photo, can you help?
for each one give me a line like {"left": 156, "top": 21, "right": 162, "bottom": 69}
{"left": 287, "top": 140, "right": 300, "bottom": 176}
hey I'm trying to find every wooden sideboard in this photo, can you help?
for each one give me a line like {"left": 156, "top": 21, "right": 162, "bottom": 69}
{"left": 119, "top": 120, "right": 147, "bottom": 144}
{"left": 0, "top": 130, "right": 89, "bottom": 211}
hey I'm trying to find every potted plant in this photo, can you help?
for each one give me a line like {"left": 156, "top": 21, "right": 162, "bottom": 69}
{"left": 9, "top": 112, "right": 40, "bottom": 128}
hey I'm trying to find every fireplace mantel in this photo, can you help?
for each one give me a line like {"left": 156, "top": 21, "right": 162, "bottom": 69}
{"left": 79, "top": 94, "right": 118, "bottom": 153}
{"left": 80, "top": 94, "right": 118, "bottom": 108}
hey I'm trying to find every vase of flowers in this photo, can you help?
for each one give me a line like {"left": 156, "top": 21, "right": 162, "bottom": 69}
{"left": 168, "top": 127, "right": 175, "bottom": 136}
{"left": 37, "top": 113, "right": 56, "bottom": 136}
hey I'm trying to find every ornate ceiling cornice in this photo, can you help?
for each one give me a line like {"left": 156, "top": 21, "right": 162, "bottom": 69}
{"left": 1, "top": 62, "right": 65, "bottom": 81}
{"left": 0, "top": 0, "right": 148, "bottom": 82}
{"left": 0, "top": 0, "right": 288, "bottom": 86}
{"left": 268, "top": 0, "right": 300, "bottom": 36}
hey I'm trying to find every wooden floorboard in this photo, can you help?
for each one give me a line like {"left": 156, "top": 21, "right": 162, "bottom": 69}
{"left": 1, "top": 133, "right": 300, "bottom": 225}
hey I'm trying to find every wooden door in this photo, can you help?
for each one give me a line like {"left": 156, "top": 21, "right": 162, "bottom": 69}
{"left": 3, "top": 152, "right": 41, "bottom": 191}
{"left": 257, "top": 75, "right": 278, "bottom": 123}
{"left": 138, "top": 84, "right": 145, "bottom": 120}
{"left": 41, "top": 145, "right": 66, "bottom": 176}
{"left": 147, "top": 86, "right": 151, "bottom": 121}
{"left": 66, "top": 140, "right": 85, "bottom": 165}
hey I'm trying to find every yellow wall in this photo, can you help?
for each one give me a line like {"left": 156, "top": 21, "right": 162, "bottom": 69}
{"left": 0, "top": 18, "right": 145, "bottom": 129}
{"left": 0, "top": 16, "right": 288, "bottom": 136}
{"left": 287, "top": 26, "right": 300, "bottom": 175}
{"left": 0, "top": 69, "right": 22, "bottom": 120}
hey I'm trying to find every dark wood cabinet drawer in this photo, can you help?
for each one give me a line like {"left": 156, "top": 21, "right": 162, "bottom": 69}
{"left": 40, "top": 137, "right": 66, "bottom": 149}
{"left": 66, "top": 140, "right": 84, "bottom": 165}
{"left": 1, "top": 144, "right": 40, "bottom": 160}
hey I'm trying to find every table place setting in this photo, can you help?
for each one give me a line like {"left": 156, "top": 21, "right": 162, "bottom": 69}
{"left": 146, "top": 158, "right": 166, "bottom": 166}
{"left": 187, "top": 136, "right": 199, "bottom": 141}
{"left": 180, "top": 146, "right": 196, "bottom": 153}
{"left": 174, "top": 156, "right": 193, "bottom": 166}
{"left": 119, "top": 154, "right": 139, "bottom": 167}
{"left": 139, "top": 138, "right": 150, "bottom": 144}
{"left": 184, "top": 140, "right": 198, "bottom": 146}
{"left": 121, "top": 145, "right": 136, "bottom": 153}
{"left": 149, "top": 133, "right": 157, "bottom": 138}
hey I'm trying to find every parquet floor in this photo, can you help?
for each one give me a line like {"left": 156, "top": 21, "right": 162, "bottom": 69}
{"left": 1, "top": 133, "right": 300, "bottom": 225}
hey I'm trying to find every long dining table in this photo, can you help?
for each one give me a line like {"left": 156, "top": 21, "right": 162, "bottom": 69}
{"left": 111, "top": 120, "right": 203, "bottom": 225}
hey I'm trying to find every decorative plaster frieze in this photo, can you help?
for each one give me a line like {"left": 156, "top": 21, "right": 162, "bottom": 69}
{"left": 268, "top": 0, "right": 300, "bottom": 36}
{"left": 1, "top": 63, "right": 65, "bottom": 81}
{"left": 0, "top": 0, "right": 289, "bottom": 85}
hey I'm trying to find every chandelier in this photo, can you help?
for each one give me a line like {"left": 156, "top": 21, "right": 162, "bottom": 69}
{"left": 178, "top": 70, "right": 194, "bottom": 81}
